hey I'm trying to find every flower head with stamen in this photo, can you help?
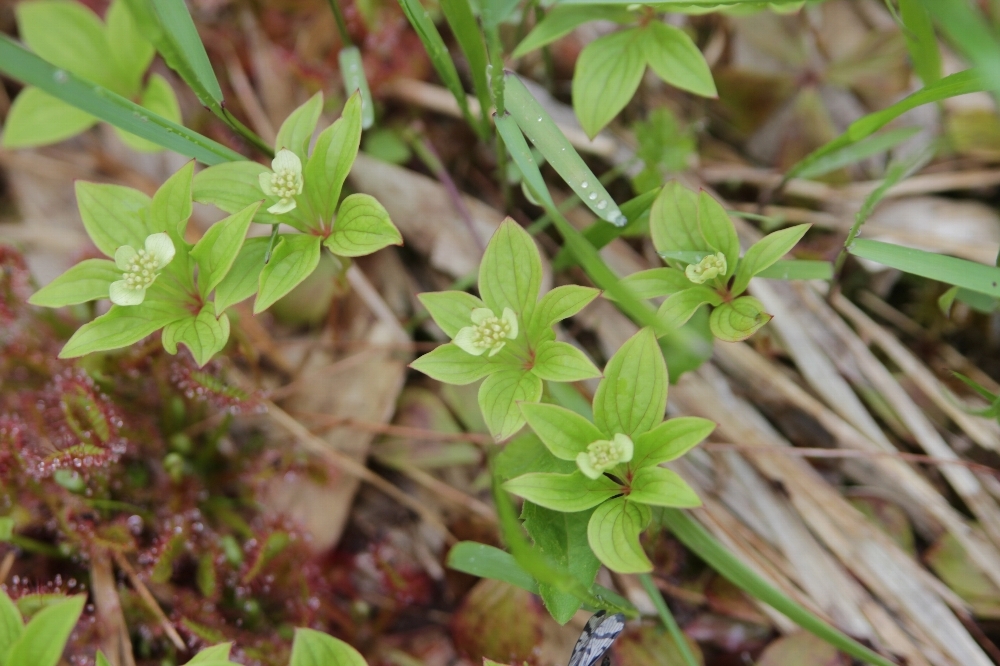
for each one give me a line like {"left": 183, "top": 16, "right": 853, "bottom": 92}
{"left": 685, "top": 252, "right": 726, "bottom": 284}
{"left": 109, "top": 233, "right": 175, "bottom": 306}
{"left": 454, "top": 307, "right": 518, "bottom": 357}
{"left": 259, "top": 149, "right": 304, "bottom": 215}
{"left": 576, "top": 434, "right": 633, "bottom": 479}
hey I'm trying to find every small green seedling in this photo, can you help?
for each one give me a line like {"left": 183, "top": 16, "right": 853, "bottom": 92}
{"left": 193, "top": 92, "right": 402, "bottom": 314}
{"left": 2, "top": 0, "right": 180, "bottom": 151}
{"left": 0, "top": 589, "right": 85, "bottom": 666}
{"left": 621, "top": 182, "right": 811, "bottom": 342}
{"left": 411, "top": 219, "right": 602, "bottom": 441}
{"left": 503, "top": 328, "right": 714, "bottom": 573}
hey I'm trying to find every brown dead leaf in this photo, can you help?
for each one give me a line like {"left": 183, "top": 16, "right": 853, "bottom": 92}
{"left": 451, "top": 579, "right": 544, "bottom": 665}
{"left": 756, "top": 631, "right": 847, "bottom": 666}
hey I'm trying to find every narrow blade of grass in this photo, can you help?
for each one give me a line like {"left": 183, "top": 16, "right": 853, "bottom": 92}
{"left": 396, "top": 0, "right": 488, "bottom": 139}
{"left": 504, "top": 73, "right": 627, "bottom": 226}
{"left": 0, "top": 35, "right": 243, "bottom": 164}
{"left": 638, "top": 573, "right": 699, "bottom": 666}
{"left": 786, "top": 69, "right": 986, "bottom": 180}
{"left": 899, "top": 0, "right": 942, "bottom": 85}
{"left": 849, "top": 240, "right": 1000, "bottom": 298}
{"left": 917, "top": 0, "right": 1000, "bottom": 103}
{"left": 795, "top": 127, "right": 921, "bottom": 180}
{"left": 661, "top": 509, "right": 899, "bottom": 666}
{"left": 440, "top": 0, "right": 492, "bottom": 128}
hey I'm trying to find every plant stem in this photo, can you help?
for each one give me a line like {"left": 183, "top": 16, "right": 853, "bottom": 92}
{"left": 638, "top": 573, "right": 699, "bottom": 666}
{"left": 220, "top": 107, "right": 275, "bottom": 158}
{"left": 326, "top": 0, "right": 353, "bottom": 46}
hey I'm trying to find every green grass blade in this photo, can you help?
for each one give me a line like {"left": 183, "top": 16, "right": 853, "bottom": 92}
{"left": 638, "top": 573, "right": 699, "bottom": 666}
{"left": 661, "top": 509, "right": 899, "bottom": 666}
{"left": 551, "top": 188, "right": 658, "bottom": 271}
{"left": 918, "top": 0, "right": 1000, "bottom": 101}
{"left": 149, "top": 0, "right": 223, "bottom": 103}
{"left": 899, "top": 0, "right": 942, "bottom": 85}
{"left": 849, "top": 240, "right": 1000, "bottom": 298}
{"left": 795, "top": 127, "right": 921, "bottom": 179}
{"left": 786, "top": 69, "right": 986, "bottom": 180}
{"left": 396, "top": 0, "right": 488, "bottom": 138}
{"left": 503, "top": 72, "right": 627, "bottom": 226}
{"left": 0, "top": 36, "right": 243, "bottom": 164}
{"left": 440, "top": 0, "right": 492, "bottom": 128}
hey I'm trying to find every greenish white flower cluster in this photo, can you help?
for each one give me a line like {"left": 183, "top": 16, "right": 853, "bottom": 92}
{"left": 109, "top": 233, "right": 175, "bottom": 306}
{"left": 454, "top": 307, "right": 518, "bottom": 356}
{"left": 577, "top": 434, "right": 633, "bottom": 479}
{"left": 259, "top": 149, "right": 304, "bottom": 214}
{"left": 685, "top": 251, "right": 726, "bottom": 284}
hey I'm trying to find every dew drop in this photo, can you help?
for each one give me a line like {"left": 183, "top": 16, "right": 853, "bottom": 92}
{"left": 580, "top": 181, "right": 589, "bottom": 188}
{"left": 588, "top": 193, "right": 597, "bottom": 201}
{"left": 53, "top": 69, "right": 69, "bottom": 83}
{"left": 597, "top": 201, "right": 608, "bottom": 210}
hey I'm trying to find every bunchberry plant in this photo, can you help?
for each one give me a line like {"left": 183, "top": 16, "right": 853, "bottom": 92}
{"left": 622, "top": 182, "right": 811, "bottom": 342}
{"left": 502, "top": 328, "right": 714, "bottom": 573}
{"left": 0, "top": 590, "right": 85, "bottom": 666}
{"left": 411, "top": 219, "right": 602, "bottom": 441}
{"left": 29, "top": 162, "right": 256, "bottom": 366}
{"left": 513, "top": 7, "right": 717, "bottom": 138}
{"left": 193, "top": 92, "right": 402, "bottom": 314}
{"left": 1, "top": 0, "right": 180, "bottom": 152}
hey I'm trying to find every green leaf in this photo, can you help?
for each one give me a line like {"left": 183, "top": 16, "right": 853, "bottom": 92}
{"left": 213, "top": 236, "right": 269, "bottom": 315}
{"left": 105, "top": 0, "right": 155, "bottom": 93}
{"left": 656, "top": 287, "right": 721, "bottom": 329}
{"left": 528, "top": 285, "right": 600, "bottom": 338}
{"left": 494, "top": 433, "right": 577, "bottom": 480}
{"left": 446, "top": 541, "right": 540, "bottom": 594}
{"left": 697, "top": 191, "right": 739, "bottom": 277}
{"left": 191, "top": 202, "right": 259, "bottom": 295}
{"left": 587, "top": 498, "right": 652, "bottom": 573}
{"left": 849, "top": 239, "right": 1000, "bottom": 298}
{"left": 193, "top": 162, "right": 287, "bottom": 226}
{"left": 187, "top": 643, "right": 233, "bottom": 663}
{"left": 5, "top": 595, "right": 85, "bottom": 666}
{"left": 900, "top": 0, "right": 941, "bottom": 85}
{"left": 59, "top": 289, "right": 189, "bottom": 359}
{"left": 917, "top": 0, "right": 1000, "bottom": 102}
{"left": 504, "top": 74, "right": 627, "bottom": 226}
{"left": 127, "top": 0, "right": 224, "bottom": 110}
{"left": 593, "top": 328, "right": 667, "bottom": 438}
{"left": 754, "top": 260, "right": 832, "bottom": 281}
{"left": 323, "top": 194, "right": 402, "bottom": 257}
{"left": 571, "top": 29, "right": 647, "bottom": 139}
{"left": 0, "top": 589, "right": 24, "bottom": 658}
{"left": 338, "top": 48, "right": 375, "bottom": 130}
{"left": 418, "top": 291, "right": 486, "bottom": 338}
{"left": 410, "top": 344, "right": 495, "bottom": 385}
{"left": 531, "top": 340, "right": 601, "bottom": 382}
{"left": 28, "top": 259, "right": 119, "bottom": 308}
{"left": 115, "top": 73, "right": 183, "bottom": 153}
{"left": 95, "top": 651, "right": 111, "bottom": 666}
{"left": 275, "top": 92, "right": 323, "bottom": 162}
{"left": 289, "top": 628, "right": 367, "bottom": 666}
{"left": 641, "top": 22, "right": 717, "bottom": 98}
{"left": 75, "top": 182, "right": 152, "bottom": 257}
{"left": 479, "top": 368, "right": 544, "bottom": 441}
{"left": 786, "top": 69, "right": 985, "bottom": 180}
{"left": 480, "top": 0, "right": 520, "bottom": 30}
{"left": 513, "top": 6, "right": 633, "bottom": 57}
{"left": 1, "top": 87, "right": 96, "bottom": 148}
{"left": 479, "top": 219, "right": 543, "bottom": 322}
{"left": 520, "top": 402, "right": 604, "bottom": 461}
{"left": 439, "top": 0, "right": 491, "bottom": 127}
{"left": 16, "top": 1, "right": 116, "bottom": 90}
{"left": 731, "top": 224, "right": 810, "bottom": 295}
{"left": 793, "top": 127, "right": 922, "bottom": 180}
{"left": 161, "top": 306, "right": 230, "bottom": 367}
{"left": 304, "top": 93, "right": 363, "bottom": 226}
{"left": 617, "top": 267, "right": 690, "bottom": 300}
{"left": 628, "top": 466, "right": 700, "bottom": 507}
{"left": 0, "top": 36, "right": 243, "bottom": 164}
{"left": 708, "top": 296, "right": 771, "bottom": 342}
{"left": 396, "top": 0, "right": 484, "bottom": 137}
{"left": 151, "top": 161, "right": 194, "bottom": 240}
{"left": 522, "top": 503, "right": 601, "bottom": 624}
{"left": 503, "top": 471, "right": 620, "bottom": 512}
{"left": 254, "top": 235, "right": 322, "bottom": 313}
{"left": 632, "top": 417, "right": 715, "bottom": 469}
{"left": 649, "top": 181, "right": 709, "bottom": 260}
